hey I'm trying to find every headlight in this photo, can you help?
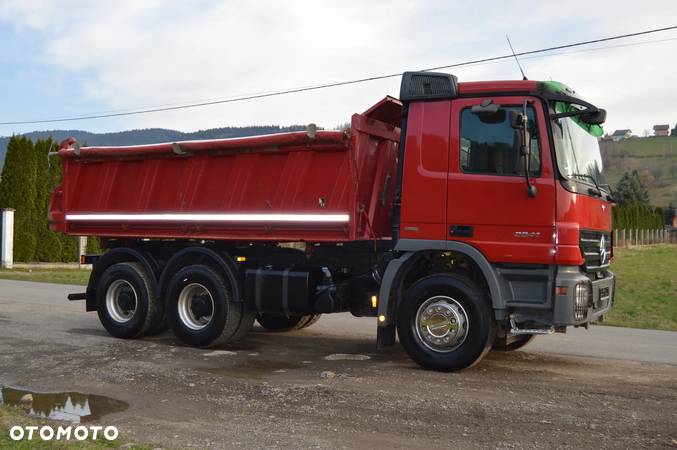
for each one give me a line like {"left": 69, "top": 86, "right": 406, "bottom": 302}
{"left": 574, "top": 282, "right": 591, "bottom": 321}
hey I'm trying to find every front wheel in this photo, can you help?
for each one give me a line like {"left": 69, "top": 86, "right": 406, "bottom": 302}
{"left": 397, "top": 274, "right": 495, "bottom": 372}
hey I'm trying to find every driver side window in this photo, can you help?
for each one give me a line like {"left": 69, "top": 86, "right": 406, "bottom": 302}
{"left": 460, "top": 105, "right": 541, "bottom": 176}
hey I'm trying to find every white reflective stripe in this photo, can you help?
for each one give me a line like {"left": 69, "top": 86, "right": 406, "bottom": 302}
{"left": 65, "top": 213, "right": 350, "bottom": 223}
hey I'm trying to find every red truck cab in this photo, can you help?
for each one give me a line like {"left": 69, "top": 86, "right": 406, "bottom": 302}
{"left": 50, "top": 71, "right": 615, "bottom": 372}
{"left": 377, "top": 73, "right": 614, "bottom": 368}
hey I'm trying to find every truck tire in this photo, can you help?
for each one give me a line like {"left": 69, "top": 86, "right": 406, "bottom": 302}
{"left": 143, "top": 281, "right": 167, "bottom": 337}
{"left": 96, "top": 262, "right": 161, "bottom": 339}
{"left": 165, "top": 265, "right": 242, "bottom": 347}
{"left": 255, "top": 314, "right": 321, "bottom": 332}
{"left": 230, "top": 306, "right": 256, "bottom": 342}
{"left": 396, "top": 274, "right": 495, "bottom": 372}
{"left": 144, "top": 312, "right": 169, "bottom": 336}
{"left": 492, "top": 334, "right": 535, "bottom": 351}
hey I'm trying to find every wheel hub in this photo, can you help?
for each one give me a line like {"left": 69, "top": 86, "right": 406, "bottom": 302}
{"left": 190, "top": 295, "right": 212, "bottom": 318}
{"left": 117, "top": 292, "right": 136, "bottom": 311}
{"left": 178, "top": 283, "right": 215, "bottom": 331}
{"left": 105, "top": 279, "right": 138, "bottom": 324}
{"left": 415, "top": 296, "right": 468, "bottom": 352}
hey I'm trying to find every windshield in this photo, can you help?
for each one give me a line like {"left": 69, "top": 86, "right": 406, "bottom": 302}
{"left": 551, "top": 103, "right": 605, "bottom": 188}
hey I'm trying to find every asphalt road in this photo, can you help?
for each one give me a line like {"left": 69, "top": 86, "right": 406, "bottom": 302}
{"left": 1, "top": 279, "right": 674, "bottom": 365}
{"left": 0, "top": 279, "right": 675, "bottom": 449}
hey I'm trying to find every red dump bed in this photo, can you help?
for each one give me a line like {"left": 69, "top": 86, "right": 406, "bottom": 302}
{"left": 49, "top": 97, "right": 402, "bottom": 242}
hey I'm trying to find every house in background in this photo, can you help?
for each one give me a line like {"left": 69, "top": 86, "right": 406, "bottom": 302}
{"left": 653, "top": 124, "right": 670, "bottom": 137}
{"left": 610, "top": 129, "right": 632, "bottom": 142}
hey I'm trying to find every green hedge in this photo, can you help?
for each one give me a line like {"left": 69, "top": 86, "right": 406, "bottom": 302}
{"left": 612, "top": 203, "right": 664, "bottom": 229}
{"left": 0, "top": 136, "right": 37, "bottom": 261}
{"left": 0, "top": 136, "right": 91, "bottom": 262}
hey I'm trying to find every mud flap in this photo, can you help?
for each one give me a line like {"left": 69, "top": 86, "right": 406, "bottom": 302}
{"left": 376, "top": 324, "right": 396, "bottom": 349}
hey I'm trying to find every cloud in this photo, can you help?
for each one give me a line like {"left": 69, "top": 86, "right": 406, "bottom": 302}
{"left": 1, "top": 0, "right": 676, "bottom": 133}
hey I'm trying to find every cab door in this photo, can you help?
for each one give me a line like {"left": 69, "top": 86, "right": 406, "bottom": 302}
{"left": 446, "top": 96, "right": 556, "bottom": 264}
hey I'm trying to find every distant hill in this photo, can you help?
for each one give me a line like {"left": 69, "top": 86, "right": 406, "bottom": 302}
{"left": 601, "top": 136, "right": 677, "bottom": 207}
{"left": 0, "top": 125, "right": 306, "bottom": 171}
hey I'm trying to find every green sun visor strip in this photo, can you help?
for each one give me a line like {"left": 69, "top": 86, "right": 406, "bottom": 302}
{"left": 552, "top": 101, "right": 604, "bottom": 137}
{"left": 541, "top": 80, "right": 604, "bottom": 137}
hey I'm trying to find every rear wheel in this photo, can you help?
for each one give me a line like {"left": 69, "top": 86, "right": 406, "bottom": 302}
{"left": 231, "top": 306, "right": 256, "bottom": 342}
{"left": 397, "top": 274, "right": 495, "bottom": 372}
{"left": 96, "top": 262, "right": 161, "bottom": 339}
{"left": 492, "top": 334, "right": 535, "bottom": 351}
{"left": 166, "top": 265, "right": 243, "bottom": 347}
{"left": 256, "top": 313, "right": 321, "bottom": 332}
{"left": 144, "top": 313, "right": 169, "bottom": 336}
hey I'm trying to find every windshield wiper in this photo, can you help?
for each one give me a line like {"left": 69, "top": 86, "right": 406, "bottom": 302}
{"left": 599, "top": 183, "right": 615, "bottom": 202}
{"left": 572, "top": 173, "right": 616, "bottom": 202}
{"left": 571, "top": 173, "right": 603, "bottom": 197}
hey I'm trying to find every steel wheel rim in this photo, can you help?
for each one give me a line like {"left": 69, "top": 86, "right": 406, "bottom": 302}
{"left": 414, "top": 295, "right": 469, "bottom": 352}
{"left": 106, "top": 279, "right": 138, "bottom": 323}
{"left": 177, "top": 283, "right": 214, "bottom": 331}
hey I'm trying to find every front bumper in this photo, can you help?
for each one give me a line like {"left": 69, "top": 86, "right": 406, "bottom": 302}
{"left": 553, "top": 266, "right": 615, "bottom": 326}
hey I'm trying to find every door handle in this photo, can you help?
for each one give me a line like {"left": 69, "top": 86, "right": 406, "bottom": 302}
{"left": 449, "top": 225, "right": 473, "bottom": 237}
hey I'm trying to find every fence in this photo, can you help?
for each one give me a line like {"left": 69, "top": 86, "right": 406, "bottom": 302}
{"left": 613, "top": 228, "right": 675, "bottom": 247}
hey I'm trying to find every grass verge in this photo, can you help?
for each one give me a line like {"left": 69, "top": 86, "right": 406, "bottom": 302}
{"left": 0, "top": 268, "right": 90, "bottom": 286}
{"left": 0, "top": 404, "right": 151, "bottom": 449}
{"left": 606, "top": 245, "right": 677, "bottom": 331}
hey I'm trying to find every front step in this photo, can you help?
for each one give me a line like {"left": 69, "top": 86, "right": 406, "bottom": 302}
{"left": 509, "top": 318, "right": 554, "bottom": 336}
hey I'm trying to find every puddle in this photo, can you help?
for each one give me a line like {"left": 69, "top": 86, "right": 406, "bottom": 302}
{"left": 0, "top": 386, "right": 128, "bottom": 423}
{"left": 204, "top": 360, "right": 302, "bottom": 379}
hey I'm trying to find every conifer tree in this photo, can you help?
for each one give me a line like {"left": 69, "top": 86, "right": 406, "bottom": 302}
{"left": 614, "top": 170, "right": 650, "bottom": 206}
{"left": 44, "top": 141, "right": 79, "bottom": 261}
{"left": 0, "top": 136, "right": 38, "bottom": 261}
{"left": 34, "top": 138, "right": 64, "bottom": 261}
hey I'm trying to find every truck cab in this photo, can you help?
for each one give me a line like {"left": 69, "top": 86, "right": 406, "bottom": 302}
{"left": 378, "top": 72, "right": 615, "bottom": 369}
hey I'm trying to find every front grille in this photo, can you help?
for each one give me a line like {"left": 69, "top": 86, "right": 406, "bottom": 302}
{"left": 579, "top": 230, "right": 612, "bottom": 271}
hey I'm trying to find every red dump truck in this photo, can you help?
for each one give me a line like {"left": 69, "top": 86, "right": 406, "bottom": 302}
{"left": 50, "top": 71, "right": 615, "bottom": 371}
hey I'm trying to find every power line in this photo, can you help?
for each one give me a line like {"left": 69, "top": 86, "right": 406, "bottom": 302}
{"left": 11, "top": 35, "right": 674, "bottom": 124}
{"left": 2, "top": 24, "right": 676, "bottom": 126}
{"left": 457, "top": 36, "right": 677, "bottom": 67}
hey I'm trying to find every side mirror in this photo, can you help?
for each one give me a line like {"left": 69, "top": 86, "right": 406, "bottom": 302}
{"left": 510, "top": 107, "right": 537, "bottom": 198}
{"left": 510, "top": 110, "right": 531, "bottom": 157}
{"left": 509, "top": 109, "right": 524, "bottom": 130}
{"left": 581, "top": 108, "right": 606, "bottom": 125}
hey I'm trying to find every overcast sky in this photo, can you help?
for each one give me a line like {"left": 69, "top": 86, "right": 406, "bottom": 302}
{"left": 1, "top": 0, "right": 676, "bottom": 137}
